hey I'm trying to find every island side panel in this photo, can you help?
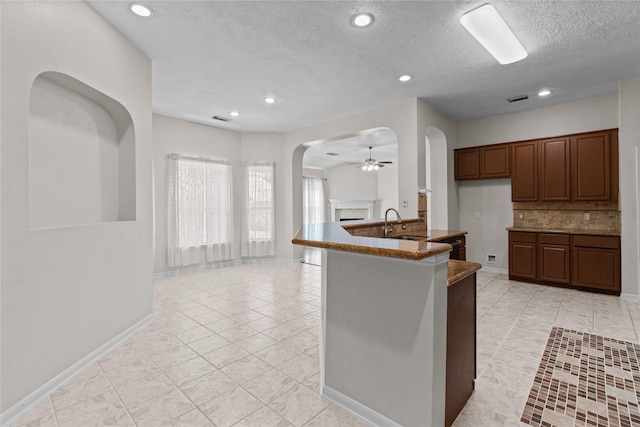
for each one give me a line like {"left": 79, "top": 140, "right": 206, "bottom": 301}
{"left": 321, "top": 249, "right": 449, "bottom": 427}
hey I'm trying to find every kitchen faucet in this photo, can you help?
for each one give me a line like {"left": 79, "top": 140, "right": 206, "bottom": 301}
{"left": 384, "top": 208, "right": 402, "bottom": 237}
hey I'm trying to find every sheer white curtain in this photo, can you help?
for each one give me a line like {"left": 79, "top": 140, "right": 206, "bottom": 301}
{"left": 167, "top": 154, "right": 233, "bottom": 267}
{"left": 302, "top": 177, "right": 325, "bottom": 265}
{"left": 242, "top": 162, "right": 275, "bottom": 257}
{"left": 303, "top": 177, "right": 325, "bottom": 224}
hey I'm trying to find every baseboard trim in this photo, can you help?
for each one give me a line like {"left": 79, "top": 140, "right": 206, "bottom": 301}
{"left": 153, "top": 258, "right": 301, "bottom": 279}
{"left": 321, "top": 384, "right": 401, "bottom": 427}
{"left": 478, "top": 265, "right": 508, "bottom": 275}
{"left": 0, "top": 313, "right": 154, "bottom": 427}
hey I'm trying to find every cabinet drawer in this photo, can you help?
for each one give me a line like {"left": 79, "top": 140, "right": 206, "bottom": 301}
{"left": 571, "top": 235, "right": 620, "bottom": 249}
{"left": 538, "top": 233, "right": 570, "bottom": 245}
{"left": 509, "top": 231, "right": 536, "bottom": 243}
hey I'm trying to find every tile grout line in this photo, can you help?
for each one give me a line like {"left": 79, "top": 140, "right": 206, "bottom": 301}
{"left": 95, "top": 359, "right": 140, "bottom": 427}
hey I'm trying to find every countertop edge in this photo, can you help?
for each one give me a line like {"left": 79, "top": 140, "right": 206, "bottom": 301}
{"left": 506, "top": 226, "right": 620, "bottom": 237}
{"left": 447, "top": 260, "right": 482, "bottom": 286}
{"left": 291, "top": 222, "right": 463, "bottom": 261}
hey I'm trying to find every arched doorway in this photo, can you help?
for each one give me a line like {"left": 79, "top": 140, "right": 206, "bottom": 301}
{"left": 425, "top": 127, "right": 448, "bottom": 230}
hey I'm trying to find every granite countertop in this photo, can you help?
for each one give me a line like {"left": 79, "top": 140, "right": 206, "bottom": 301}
{"left": 447, "top": 260, "right": 482, "bottom": 286}
{"left": 506, "top": 226, "right": 620, "bottom": 237}
{"left": 291, "top": 222, "right": 463, "bottom": 260}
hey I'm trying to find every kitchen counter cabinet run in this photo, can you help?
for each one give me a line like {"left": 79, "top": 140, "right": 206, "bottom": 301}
{"left": 508, "top": 230, "right": 620, "bottom": 294}
{"left": 293, "top": 223, "right": 480, "bottom": 426}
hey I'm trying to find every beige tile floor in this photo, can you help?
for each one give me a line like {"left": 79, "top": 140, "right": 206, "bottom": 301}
{"left": 11, "top": 263, "right": 640, "bottom": 427}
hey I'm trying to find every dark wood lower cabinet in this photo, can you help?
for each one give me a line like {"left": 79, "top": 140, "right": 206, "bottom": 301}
{"left": 446, "top": 272, "right": 476, "bottom": 427}
{"left": 572, "top": 235, "right": 620, "bottom": 292}
{"left": 537, "top": 234, "right": 571, "bottom": 284}
{"left": 509, "top": 232, "right": 537, "bottom": 280}
{"left": 508, "top": 231, "right": 620, "bottom": 294}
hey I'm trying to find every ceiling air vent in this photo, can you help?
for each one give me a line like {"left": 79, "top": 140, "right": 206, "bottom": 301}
{"left": 212, "top": 115, "right": 231, "bottom": 122}
{"left": 507, "top": 94, "right": 529, "bottom": 103}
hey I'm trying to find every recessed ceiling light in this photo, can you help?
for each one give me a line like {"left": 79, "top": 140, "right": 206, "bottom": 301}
{"left": 538, "top": 89, "right": 551, "bottom": 97}
{"left": 351, "top": 13, "right": 374, "bottom": 27}
{"left": 130, "top": 4, "right": 152, "bottom": 17}
{"left": 399, "top": 75, "right": 412, "bottom": 82}
{"left": 264, "top": 97, "right": 277, "bottom": 104}
{"left": 460, "top": 4, "right": 527, "bottom": 65}
{"left": 229, "top": 111, "right": 240, "bottom": 117}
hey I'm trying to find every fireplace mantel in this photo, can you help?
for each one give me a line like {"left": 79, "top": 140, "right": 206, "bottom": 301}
{"left": 329, "top": 199, "right": 375, "bottom": 222}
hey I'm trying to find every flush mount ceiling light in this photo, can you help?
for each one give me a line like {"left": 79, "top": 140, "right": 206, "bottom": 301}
{"left": 229, "top": 111, "right": 240, "bottom": 117}
{"left": 264, "top": 97, "right": 277, "bottom": 104}
{"left": 130, "top": 3, "right": 152, "bottom": 17}
{"left": 351, "top": 12, "right": 374, "bottom": 27}
{"left": 459, "top": 4, "right": 527, "bottom": 65}
{"left": 538, "top": 89, "right": 551, "bottom": 97}
{"left": 399, "top": 75, "right": 412, "bottom": 82}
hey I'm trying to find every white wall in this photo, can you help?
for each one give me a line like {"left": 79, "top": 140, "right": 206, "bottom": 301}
{"left": 325, "top": 164, "right": 380, "bottom": 215}
{"left": 618, "top": 77, "right": 640, "bottom": 297}
{"left": 1, "top": 1, "right": 153, "bottom": 413}
{"left": 377, "top": 166, "right": 399, "bottom": 218}
{"left": 457, "top": 94, "right": 619, "bottom": 272}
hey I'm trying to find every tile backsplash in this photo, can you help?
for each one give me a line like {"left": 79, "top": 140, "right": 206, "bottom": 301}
{"left": 513, "top": 201, "right": 620, "bottom": 232}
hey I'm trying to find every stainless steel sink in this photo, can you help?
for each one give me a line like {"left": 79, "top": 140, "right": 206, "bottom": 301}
{"left": 386, "top": 235, "right": 425, "bottom": 241}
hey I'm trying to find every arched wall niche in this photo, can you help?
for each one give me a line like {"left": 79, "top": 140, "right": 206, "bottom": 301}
{"left": 28, "top": 71, "right": 136, "bottom": 229}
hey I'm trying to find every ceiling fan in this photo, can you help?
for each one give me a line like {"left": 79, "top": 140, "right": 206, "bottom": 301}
{"left": 358, "top": 146, "right": 393, "bottom": 171}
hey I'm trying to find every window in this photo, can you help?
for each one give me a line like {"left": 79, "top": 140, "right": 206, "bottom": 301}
{"left": 302, "top": 176, "right": 325, "bottom": 265}
{"left": 167, "top": 154, "right": 233, "bottom": 266}
{"left": 242, "top": 162, "right": 275, "bottom": 257}
{"left": 303, "top": 177, "right": 325, "bottom": 224}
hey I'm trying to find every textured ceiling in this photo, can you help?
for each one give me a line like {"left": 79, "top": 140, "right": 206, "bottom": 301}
{"left": 87, "top": 0, "right": 640, "bottom": 168}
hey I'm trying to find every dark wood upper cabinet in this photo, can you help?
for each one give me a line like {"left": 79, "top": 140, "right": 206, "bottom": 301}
{"left": 539, "top": 137, "right": 570, "bottom": 201}
{"left": 480, "top": 144, "right": 510, "bottom": 178}
{"left": 458, "top": 129, "right": 618, "bottom": 203}
{"left": 511, "top": 141, "right": 538, "bottom": 201}
{"left": 571, "top": 130, "right": 618, "bottom": 201}
{"left": 455, "top": 144, "right": 510, "bottom": 180}
{"left": 454, "top": 148, "right": 480, "bottom": 180}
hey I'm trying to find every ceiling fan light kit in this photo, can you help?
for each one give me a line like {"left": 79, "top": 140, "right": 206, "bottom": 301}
{"left": 360, "top": 146, "right": 393, "bottom": 171}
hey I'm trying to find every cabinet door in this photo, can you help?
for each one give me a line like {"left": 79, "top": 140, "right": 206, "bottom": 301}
{"left": 539, "top": 137, "right": 570, "bottom": 201}
{"left": 571, "top": 131, "right": 611, "bottom": 201}
{"left": 511, "top": 141, "right": 538, "bottom": 201}
{"left": 454, "top": 148, "right": 480, "bottom": 180}
{"left": 572, "top": 247, "right": 620, "bottom": 292}
{"left": 481, "top": 144, "right": 510, "bottom": 178}
{"left": 538, "top": 244, "right": 571, "bottom": 284}
{"left": 509, "top": 240, "right": 537, "bottom": 280}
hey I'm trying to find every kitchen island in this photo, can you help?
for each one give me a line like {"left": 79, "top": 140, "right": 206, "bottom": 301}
{"left": 292, "top": 221, "right": 479, "bottom": 427}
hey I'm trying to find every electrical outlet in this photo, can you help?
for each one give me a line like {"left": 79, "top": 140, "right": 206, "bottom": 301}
{"left": 584, "top": 212, "right": 590, "bottom": 221}
{"left": 402, "top": 200, "right": 409, "bottom": 208}
{"left": 474, "top": 212, "right": 480, "bottom": 219}
{"left": 518, "top": 212, "right": 524, "bottom": 220}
